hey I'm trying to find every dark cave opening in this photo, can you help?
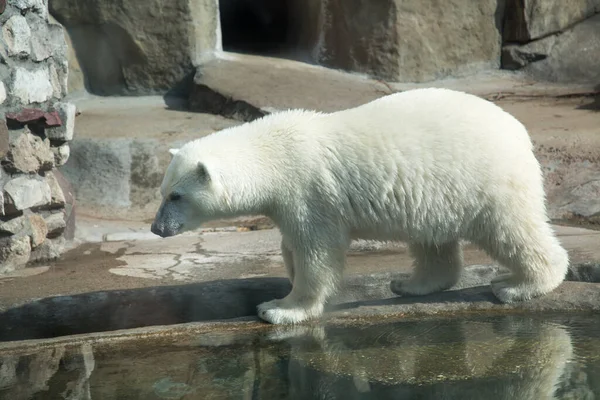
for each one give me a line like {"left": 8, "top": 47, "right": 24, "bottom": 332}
{"left": 219, "top": 0, "right": 292, "bottom": 56}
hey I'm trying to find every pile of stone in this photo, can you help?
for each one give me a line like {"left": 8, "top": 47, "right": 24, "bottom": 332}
{"left": 0, "top": 0, "right": 76, "bottom": 274}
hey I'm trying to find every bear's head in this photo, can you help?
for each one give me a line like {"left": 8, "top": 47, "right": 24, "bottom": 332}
{"left": 151, "top": 147, "right": 222, "bottom": 238}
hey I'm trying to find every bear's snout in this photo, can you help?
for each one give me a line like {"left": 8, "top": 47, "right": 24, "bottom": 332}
{"left": 150, "top": 221, "right": 182, "bottom": 238}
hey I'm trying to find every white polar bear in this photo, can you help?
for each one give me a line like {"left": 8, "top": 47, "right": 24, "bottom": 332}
{"left": 151, "top": 88, "right": 569, "bottom": 325}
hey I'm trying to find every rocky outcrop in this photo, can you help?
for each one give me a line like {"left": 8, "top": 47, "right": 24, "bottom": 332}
{"left": 0, "top": 0, "right": 76, "bottom": 274}
{"left": 47, "top": 0, "right": 600, "bottom": 92}
{"left": 49, "top": 0, "right": 221, "bottom": 95}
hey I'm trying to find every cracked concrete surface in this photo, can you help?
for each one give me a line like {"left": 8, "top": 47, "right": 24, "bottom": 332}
{"left": 101, "top": 224, "right": 600, "bottom": 283}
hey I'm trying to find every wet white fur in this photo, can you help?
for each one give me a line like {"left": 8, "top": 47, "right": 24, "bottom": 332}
{"left": 162, "top": 88, "right": 569, "bottom": 325}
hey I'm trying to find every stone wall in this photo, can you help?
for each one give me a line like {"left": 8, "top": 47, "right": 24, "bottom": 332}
{"left": 0, "top": 0, "right": 76, "bottom": 274}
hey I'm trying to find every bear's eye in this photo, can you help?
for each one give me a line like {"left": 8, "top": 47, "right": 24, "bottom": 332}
{"left": 170, "top": 193, "right": 182, "bottom": 201}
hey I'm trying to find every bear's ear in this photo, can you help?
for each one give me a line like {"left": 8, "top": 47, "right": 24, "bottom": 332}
{"left": 169, "top": 148, "right": 179, "bottom": 157}
{"left": 197, "top": 162, "right": 210, "bottom": 182}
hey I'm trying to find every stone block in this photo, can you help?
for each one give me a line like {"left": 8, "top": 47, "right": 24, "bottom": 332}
{"left": 2, "top": 15, "right": 31, "bottom": 58}
{"left": 12, "top": 0, "right": 48, "bottom": 19}
{"left": 49, "top": 0, "right": 220, "bottom": 95}
{"left": 48, "top": 14, "right": 85, "bottom": 94}
{"left": 51, "top": 143, "right": 70, "bottom": 166}
{"left": 30, "top": 21, "right": 66, "bottom": 62}
{"left": 11, "top": 67, "right": 54, "bottom": 104}
{"left": 0, "top": 81, "right": 6, "bottom": 105}
{"left": 49, "top": 59, "right": 68, "bottom": 99}
{"left": 45, "top": 102, "right": 75, "bottom": 141}
{"left": 315, "top": 0, "right": 503, "bottom": 82}
{"left": 4, "top": 128, "right": 54, "bottom": 173}
{"left": 27, "top": 214, "right": 48, "bottom": 246}
{"left": 0, "top": 235, "right": 31, "bottom": 273}
{"left": 3, "top": 175, "right": 52, "bottom": 212}
{"left": 5, "top": 108, "right": 62, "bottom": 127}
{"left": 43, "top": 210, "right": 66, "bottom": 238}
{"left": 29, "top": 236, "right": 65, "bottom": 264}
{"left": 0, "top": 213, "right": 48, "bottom": 247}
{"left": 0, "top": 119, "right": 8, "bottom": 159}
{"left": 2, "top": 216, "right": 26, "bottom": 237}
{"left": 51, "top": 169, "right": 75, "bottom": 240}
{"left": 45, "top": 171, "right": 65, "bottom": 208}
{"left": 0, "top": 169, "right": 6, "bottom": 216}
{"left": 504, "top": 0, "right": 600, "bottom": 42}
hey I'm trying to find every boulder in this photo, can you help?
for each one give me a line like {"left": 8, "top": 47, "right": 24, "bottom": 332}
{"left": 504, "top": 0, "right": 600, "bottom": 42}
{"left": 49, "top": 0, "right": 220, "bottom": 95}
{"left": 315, "top": 0, "right": 504, "bottom": 82}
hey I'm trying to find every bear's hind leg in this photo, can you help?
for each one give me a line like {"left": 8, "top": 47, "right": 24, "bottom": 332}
{"left": 391, "top": 241, "right": 462, "bottom": 296}
{"left": 258, "top": 239, "right": 346, "bottom": 325}
{"left": 473, "top": 212, "right": 569, "bottom": 303}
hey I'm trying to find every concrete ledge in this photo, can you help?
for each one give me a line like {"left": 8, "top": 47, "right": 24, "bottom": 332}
{"left": 0, "top": 264, "right": 598, "bottom": 343}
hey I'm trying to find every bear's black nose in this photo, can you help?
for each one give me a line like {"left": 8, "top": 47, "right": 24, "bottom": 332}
{"left": 151, "top": 223, "right": 165, "bottom": 237}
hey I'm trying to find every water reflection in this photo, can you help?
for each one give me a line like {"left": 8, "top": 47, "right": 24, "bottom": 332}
{"left": 0, "top": 315, "right": 598, "bottom": 400}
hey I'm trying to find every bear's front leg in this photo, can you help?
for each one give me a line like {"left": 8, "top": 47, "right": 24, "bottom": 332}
{"left": 281, "top": 239, "right": 295, "bottom": 283}
{"left": 258, "top": 242, "right": 346, "bottom": 325}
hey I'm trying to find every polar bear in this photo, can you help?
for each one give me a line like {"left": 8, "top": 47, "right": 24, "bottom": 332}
{"left": 151, "top": 88, "right": 569, "bottom": 325}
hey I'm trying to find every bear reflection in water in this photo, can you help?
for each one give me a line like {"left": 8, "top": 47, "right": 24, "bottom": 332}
{"left": 0, "top": 315, "right": 596, "bottom": 400}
